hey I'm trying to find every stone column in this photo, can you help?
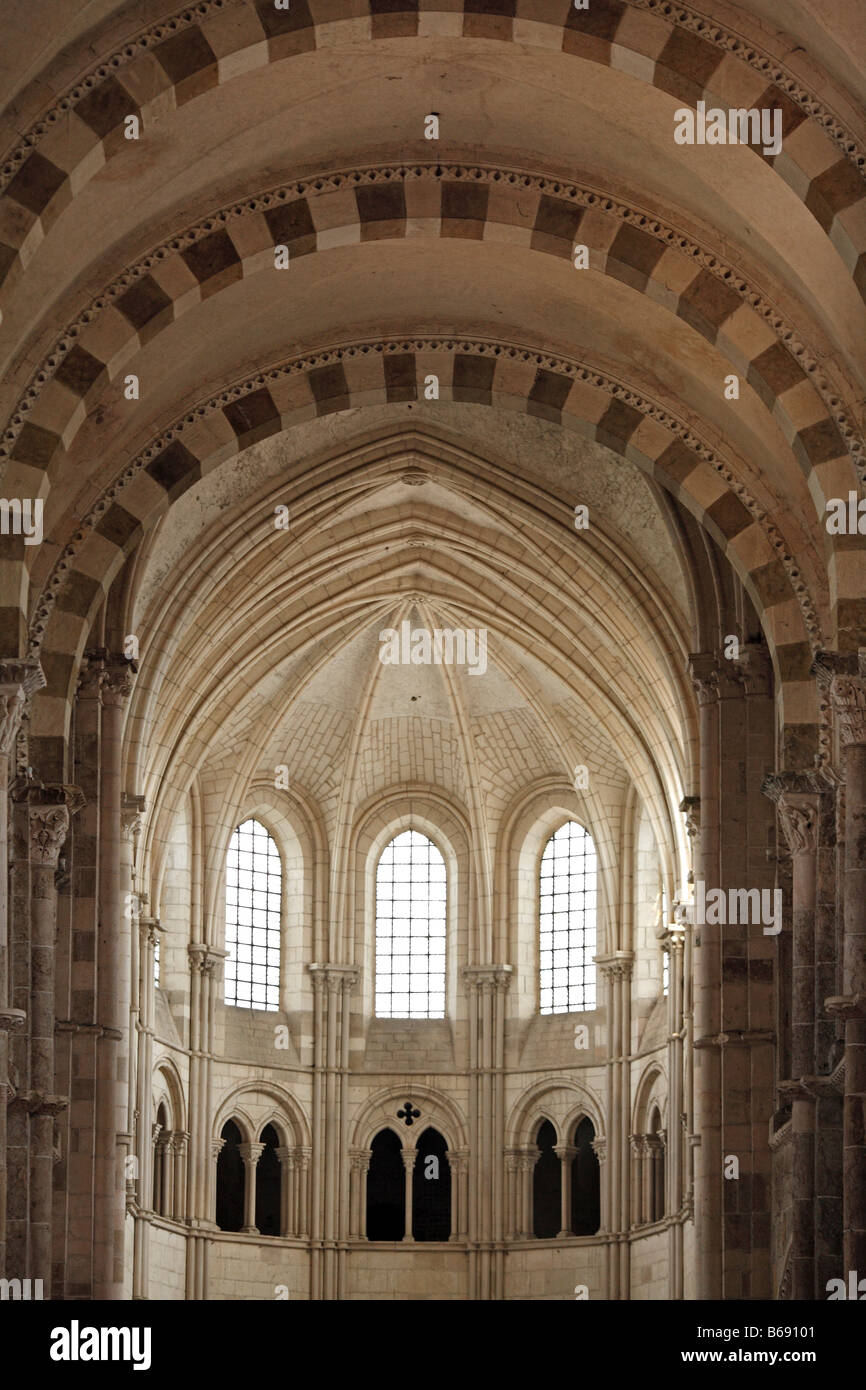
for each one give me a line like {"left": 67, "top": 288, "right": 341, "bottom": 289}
{"left": 597, "top": 953, "right": 632, "bottom": 1295}
{"left": 448, "top": 1147, "right": 469, "bottom": 1241}
{"left": 555, "top": 1145, "right": 577, "bottom": 1237}
{"left": 171, "top": 1132, "right": 188, "bottom": 1222}
{"left": 629, "top": 1135, "right": 643, "bottom": 1225}
{"left": 22, "top": 784, "right": 80, "bottom": 1294}
{"left": 765, "top": 780, "right": 820, "bottom": 1299}
{"left": 688, "top": 653, "right": 724, "bottom": 1297}
{"left": 591, "top": 1137, "right": 607, "bottom": 1233}
{"left": 0, "top": 660, "right": 43, "bottom": 1281}
{"left": 121, "top": 794, "right": 145, "bottom": 1197}
{"left": 815, "top": 651, "right": 866, "bottom": 1279}
{"left": 401, "top": 1148, "right": 415, "bottom": 1241}
{"left": 94, "top": 653, "right": 135, "bottom": 1299}
{"left": 132, "top": 916, "right": 160, "bottom": 1299}
{"left": 347, "top": 1149, "right": 367, "bottom": 1240}
{"left": 152, "top": 1123, "right": 164, "bottom": 1214}
{"left": 185, "top": 944, "right": 225, "bottom": 1299}
{"left": 504, "top": 1150, "right": 520, "bottom": 1241}
{"left": 239, "top": 1142, "right": 265, "bottom": 1234}
{"left": 518, "top": 1152, "right": 534, "bottom": 1238}
{"left": 462, "top": 964, "right": 512, "bottom": 1297}
{"left": 277, "top": 1146, "right": 295, "bottom": 1237}
{"left": 295, "top": 1146, "right": 311, "bottom": 1238}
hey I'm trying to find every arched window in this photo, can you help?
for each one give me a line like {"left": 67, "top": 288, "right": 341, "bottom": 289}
{"left": 571, "top": 1117, "right": 601, "bottom": 1235}
{"left": 215, "top": 1120, "right": 245, "bottom": 1232}
{"left": 375, "top": 830, "right": 446, "bottom": 1019}
{"left": 539, "top": 820, "right": 597, "bottom": 1014}
{"left": 255, "top": 1124, "right": 282, "bottom": 1237}
{"left": 532, "top": 1119, "right": 561, "bottom": 1239}
{"left": 366, "top": 1129, "right": 405, "bottom": 1240}
{"left": 412, "top": 1128, "right": 451, "bottom": 1241}
{"left": 225, "top": 818, "right": 281, "bottom": 1010}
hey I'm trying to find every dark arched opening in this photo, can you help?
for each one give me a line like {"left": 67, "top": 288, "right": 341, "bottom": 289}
{"left": 533, "top": 1119, "right": 560, "bottom": 1238}
{"left": 152, "top": 1102, "right": 169, "bottom": 1215}
{"left": 255, "top": 1123, "right": 282, "bottom": 1236}
{"left": 571, "top": 1116, "right": 601, "bottom": 1235}
{"left": 215, "top": 1119, "right": 244, "bottom": 1233}
{"left": 366, "top": 1129, "right": 404, "bottom": 1240}
{"left": 412, "top": 1128, "right": 451, "bottom": 1241}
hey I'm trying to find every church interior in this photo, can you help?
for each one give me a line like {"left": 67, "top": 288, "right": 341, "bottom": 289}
{"left": 0, "top": 0, "right": 864, "bottom": 1302}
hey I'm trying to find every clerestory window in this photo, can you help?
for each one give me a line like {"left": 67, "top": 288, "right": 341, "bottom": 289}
{"left": 375, "top": 830, "right": 446, "bottom": 1019}
{"left": 539, "top": 820, "right": 597, "bottom": 1014}
{"left": 224, "top": 818, "right": 281, "bottom": 1010}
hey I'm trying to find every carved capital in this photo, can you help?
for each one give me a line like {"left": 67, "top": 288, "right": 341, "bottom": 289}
{"left": 238, "top": 1142, "right": 266, "bottom": 1167}
{"left": 0, "top": 660, "right": 44, "bottom": 756}
{"left": 591, "top": 1137, "right": 607, "bottom": 1164}
{"left": 776, "top": 793, "right": 819, "bottom": 857}
{"left": 596, "top": 952, "right": 634, "bottom": 982}
{"left": 101, "top": 653, "right": 137, "bottom": 707}
{"left": 121, "top": 792, "right": 146, "bottom": 842}
{"left": 141, "top": 915, "right": 162, "bottom": 950}
{"left": 828, "top": 675, "right": 866, "bottom": 747}
{"left": 188, "top": 942, "right": 227, "bottom": 977}
{"left": 462, "top": 965, "right": 513, "bottom": 994}
{"left": 679, "top": 795, "right": 700, "bottom": 843}
{"left": 825, "top": 992, "right": 866, "bottom": 1021}
{"left": 811, "top": 650, "right": 866, "bottom": 747}
{"left": 25, "top": 784, "right": 84, "bottom": 867}
{"left": 734, "top": 643, "right": 772, "bottom": 697}
{"left": 308, "top": 963, "right": 361, "bottom": 994}
{"left": 0, "top": 1009, "right": 26, "bottom": 1033}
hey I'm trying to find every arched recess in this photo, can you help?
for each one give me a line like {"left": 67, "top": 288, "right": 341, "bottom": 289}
{"left": 212, "top": 1083, "right": 312, "bottom": 1240}
{"left": 350, "top": 791, "right": 472, "bottom": 1023}
{"left": 151, "top": 1057, "right": 187, "bottom": 1221}
{"left": 212, "top": 1080, "right": 311, "bottom": 1151}
{"left": 631, "top": 1063, "right": 668, "bottom": 1228}
{"left": 25, "top": 345, "right": 827, "bottom": 774}
{"left": 2, "top": 1, "right": 863, "bottom": 331}
{"left": 350, "top": 1083, "right": 469, "bottom": 1157}
{"left": 508, "top": 1077, "right": 606, "bottom": 1152}
{"left": 8, "top": 162, "right": 857, "bottom": 573}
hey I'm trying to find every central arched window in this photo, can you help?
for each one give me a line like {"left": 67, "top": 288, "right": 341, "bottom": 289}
{"left": 375, "top": 829, "right": 446, "bottom": 1019}
{"left": 539, "top": 820, "right": 597, "bottom": 1014}
{"left": 224, "top": 818, "right": 281, "bottom": 1010}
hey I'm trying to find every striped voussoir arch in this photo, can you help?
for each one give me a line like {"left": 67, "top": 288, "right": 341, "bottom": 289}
{"left": 1, "top": 164, "right": 859, "bottom": 509}
{"left": 0, "top": 0, "right": 864, "bottom": 298}
{"left": 25, "top": 336, "right": 822, "bottom": 754}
